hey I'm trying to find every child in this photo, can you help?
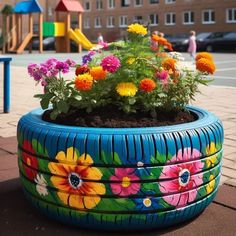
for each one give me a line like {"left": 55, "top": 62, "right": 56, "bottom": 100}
{"left": 187, "top": 31, "right": 197, "bottom": 60}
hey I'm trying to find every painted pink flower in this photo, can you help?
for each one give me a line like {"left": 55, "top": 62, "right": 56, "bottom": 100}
{"left": 110, "top": 168, "right": 140, "bottom": 197}
{"left": 100, "top": 55, "right": 120, "bottom": 73}
{"left": 156, "top": 70, "right": 169, "bottom": 84}
{"left": 159, "top": 148, "right": 204, "bottom": 207}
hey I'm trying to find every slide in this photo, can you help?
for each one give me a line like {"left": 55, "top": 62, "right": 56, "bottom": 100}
{"left": 16, "top": 32, "right": 33, "bottom": 54}
{"left": 68, "top": 28, "right": 95, "bottom": 50}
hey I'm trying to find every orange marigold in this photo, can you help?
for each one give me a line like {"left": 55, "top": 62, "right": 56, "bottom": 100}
{"left": 156, "top": 52, "right": 168, "bottom": 58}
{"left": 75, "top": 73, "right": 93, "bottom": 91}
{"left": 140, "top": 78, "right": 156, "bottom": 92}
{"left": 196, "top": 58, "right": 216, "bottom": 74}
{"left": 195, "top": 52, "right": 213, "bottom": 61}
{"left": 162, "top": 58, "right": 176, "bottom": 71}
{"left": 90, "top": 66, "right": 107, "bottom": 81}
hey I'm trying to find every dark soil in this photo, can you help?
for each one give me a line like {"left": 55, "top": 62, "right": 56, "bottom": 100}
{"left": 42, "top": 106, "right": 197, "bottom": 128}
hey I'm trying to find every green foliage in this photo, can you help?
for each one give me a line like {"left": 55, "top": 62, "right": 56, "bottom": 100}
{"left": 30, "top": 23, "right": 215, "bottom": 119}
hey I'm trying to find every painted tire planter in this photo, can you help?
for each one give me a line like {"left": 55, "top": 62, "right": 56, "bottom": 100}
{"left": 17, "top": 106, "right": 223, "bottom": 230}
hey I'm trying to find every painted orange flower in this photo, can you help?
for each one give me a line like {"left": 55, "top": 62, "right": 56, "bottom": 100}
{"left": 75, "top": 73, "right": 93, "bottom": 91}
{"left": 195, "top": 52, "right": 213, "bottom": 61}
{"left": 196, "top": 58, "right": 216, "bottom": 74}
{"left": 162, "top": 58, "right": 176, "bottom": 72}
{"left": 48, "top": 147, "right": 106, "bottom": 210}
{"left": 140, "top": 78, "right": 156, "bottom": 92}
{"left": 90, "top": 66, "right": 107, "bottom": 81}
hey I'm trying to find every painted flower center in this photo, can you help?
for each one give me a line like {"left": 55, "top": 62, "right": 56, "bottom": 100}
{"left": 121, "top": 176, "right": 131, "bottom": 188}
{"left": 26, "top": 158, "right": 31, "bottom": 166}
{"left": 178, "top": 169, "right": 190, "bottom": 187}
{"left": 143, "top": 198, "right": 152, "bottom": 207}
{"left": 68, "top": 172, "right": 82, "bottom": 189}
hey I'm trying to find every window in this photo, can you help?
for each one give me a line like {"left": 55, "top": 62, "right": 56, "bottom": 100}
{"left": 84, "top": 1, "right": 90, "bottom": 11}
{"left": 165, "top": 13, "right": 176, "bottom": 25}
{"left": 108, "top": 0, "right": 115, "bottom": 9}
{"left": 135, "top": 0, "right": 143, "bottom": 7}
{"left": 121, "top": 0, "right": 130, "bottom": 7}
{"left": 134, "top": 16, "right": 143, "bottom": 24}
{"left": 226, "top": 8, "right": 236, "bottom": 23}
{"left": 119, "top": 16, "right": 128, "bottom": 27}
{"left": 94, "top": 17, "right": 102, "bottom": 28}
{"left": 107, "top": 16, "right": 115, "bottom": 28}
{"left": 150, "top": 0, "right": 159, "bottom": 4}
{"left": 84, "top": 18, "right": 90, "bottom": 29}
{"left": 96, "top": 0, "right": 103, "bottom": 10}
{"left": 150, "top": 14, "right": 158, "bottom": 25}
{"left": 183, "top": 11, "right": 194, "bottom": 24}
{"left": 165, "top": 0, "right": 175, "bottom": 4}
{"left": 202, "top": 10, "right": 215, "bottom": 24}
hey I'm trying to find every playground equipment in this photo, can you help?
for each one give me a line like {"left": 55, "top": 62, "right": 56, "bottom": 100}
{"left": 1, "top": 0, "right": 94, "bottom": 54}
{"left": 54, "top": 0, "right": 95, "bottom": 53}
{"left": 8, "top": 0, "right": 43, "bottom": 54}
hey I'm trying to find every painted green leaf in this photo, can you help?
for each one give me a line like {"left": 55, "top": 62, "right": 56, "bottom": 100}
{"left": 113, "top": 152, "right": 122, "bottom": 165}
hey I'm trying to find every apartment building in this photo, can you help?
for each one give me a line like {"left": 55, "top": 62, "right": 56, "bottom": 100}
{"left": 82, "top": 0, "right": 236, "bottom": 42}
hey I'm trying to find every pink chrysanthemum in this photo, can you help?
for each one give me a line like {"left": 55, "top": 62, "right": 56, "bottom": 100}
{"left": 100, "top": 55, "right": 120, "bottom": 73}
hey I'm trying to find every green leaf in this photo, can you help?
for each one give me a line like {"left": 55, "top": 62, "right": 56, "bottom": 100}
{"left": 50, "top": 110, "right": 59, "bottom": 120}
{"left": 57, "top": 100, "right": 69, "bottom": 113}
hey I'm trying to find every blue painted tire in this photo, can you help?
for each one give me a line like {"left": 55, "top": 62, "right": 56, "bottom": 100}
{"left": 17, "top": 106, "right": 224, "bottom": 230}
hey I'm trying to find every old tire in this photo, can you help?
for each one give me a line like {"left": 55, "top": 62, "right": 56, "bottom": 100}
{"left": 17, "top": 106, "right": 224, "bottom": 230}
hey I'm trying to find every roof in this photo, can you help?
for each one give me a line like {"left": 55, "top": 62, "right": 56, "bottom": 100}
{"left": 55, "top": 0, "right": 84, "bottom": 13}
{"left": 14, "top": 0, "right": 43, "bottom": 14}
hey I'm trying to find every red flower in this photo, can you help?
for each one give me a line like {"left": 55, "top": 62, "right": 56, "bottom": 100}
{"left": 22, "top": 141, "right": 38, "bottom": 180}
{"left": 75, "top": 65, "right": 90, "bottom": 76}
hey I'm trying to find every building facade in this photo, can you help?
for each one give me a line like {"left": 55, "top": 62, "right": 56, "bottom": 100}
{"left": 81, "top": 0, "right": 236, "bottom": 42}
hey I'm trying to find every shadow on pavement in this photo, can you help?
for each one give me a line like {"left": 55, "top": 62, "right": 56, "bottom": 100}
{"left": 0, "top": 178, "right": 202, "bottom": 236}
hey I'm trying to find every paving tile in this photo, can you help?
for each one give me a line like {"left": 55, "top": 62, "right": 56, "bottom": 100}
{"left": 219, "top": 175, "right": 230, "bottom": 185}
{"left": 0, "top": 169, "right": 19, "bottom": 182}
{"left": 222, "top": 166, "right": 236, "bottom": 179}
{"left": 0, "top": 154, "right": 18, "bottom": 170}
{"left": 226, "top": 178, "right": 236, "bottom": 187}
{"left": 214, "top": 184, "right": 236, "bottom": 209}
{"left": 0, "top": 136, "right": 18, "bottom": 154}
{"left": 222, "top": 158, "right": 236, "bottom": 169}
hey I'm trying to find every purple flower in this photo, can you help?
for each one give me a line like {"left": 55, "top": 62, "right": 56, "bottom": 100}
{"left": 55, "top": 61, "right": 69, "bottom": 73}
{"left": 27, "top": 64, "right": 42, "bottom": 81}
{"left": 82, "top": 54, "right": 92, "bottom": 65}
{"left": 45, "top": 58, "right": 58, "bottom": 67}
{"left": 88, "top": 51, "right": 96, "bottom": 56}
{"left": 156, "top": 70, "right": 169, "bottom": 84}
{"left": 65, "top": 59, "right": 76, "bottom": 67}
{"left": 100, "top": 55, "right": 120, "bottom": 73}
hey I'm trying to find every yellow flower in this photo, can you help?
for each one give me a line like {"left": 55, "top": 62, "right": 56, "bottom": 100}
{"left": 205, "top": 142, "right": 218, "bottom": 168}
{"left": 116, "top": 82, "right": 138, "bottom": 97}
{"left": 127, "top": 23, "right": 147, "bottom": 36}
{"left": 48, "top": 147, "right": 105, "bottom": 209}
{"left": 126, "top": 58, "right": 136, "bottom": 65}
{"left": 206, "top": 175, "right": 215, "bottom": 194}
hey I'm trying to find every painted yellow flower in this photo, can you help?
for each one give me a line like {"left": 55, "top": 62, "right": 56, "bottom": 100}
{"left": 127, "top": 23, "right": 147, "bottom": 36}
{"left": 48, "top": 147, "right": 105, "bottom": 209}
{"left": 206, "top": 175, "right": 215, "bottom": 194}
{"left": 116, "top": 82, "right": 138, "bottom": 97}
{"left": 205, "top": 142, "right": 218, "bottom": 168}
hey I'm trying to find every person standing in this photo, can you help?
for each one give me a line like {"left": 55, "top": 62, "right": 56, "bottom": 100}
{"left": 97, "top": 32, "right": 104, "bottom": 44}
{"left": 188, "top": 31, "right": 197, "bottom": 60}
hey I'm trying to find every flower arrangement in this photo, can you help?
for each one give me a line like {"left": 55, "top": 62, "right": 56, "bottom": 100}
{"left": 28, "top": 23, "right": 216, "bottom": 122}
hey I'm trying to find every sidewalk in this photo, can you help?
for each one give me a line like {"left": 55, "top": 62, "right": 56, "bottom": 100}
{"left": 0, "top": 65, "right": 236, "bottom": 235}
